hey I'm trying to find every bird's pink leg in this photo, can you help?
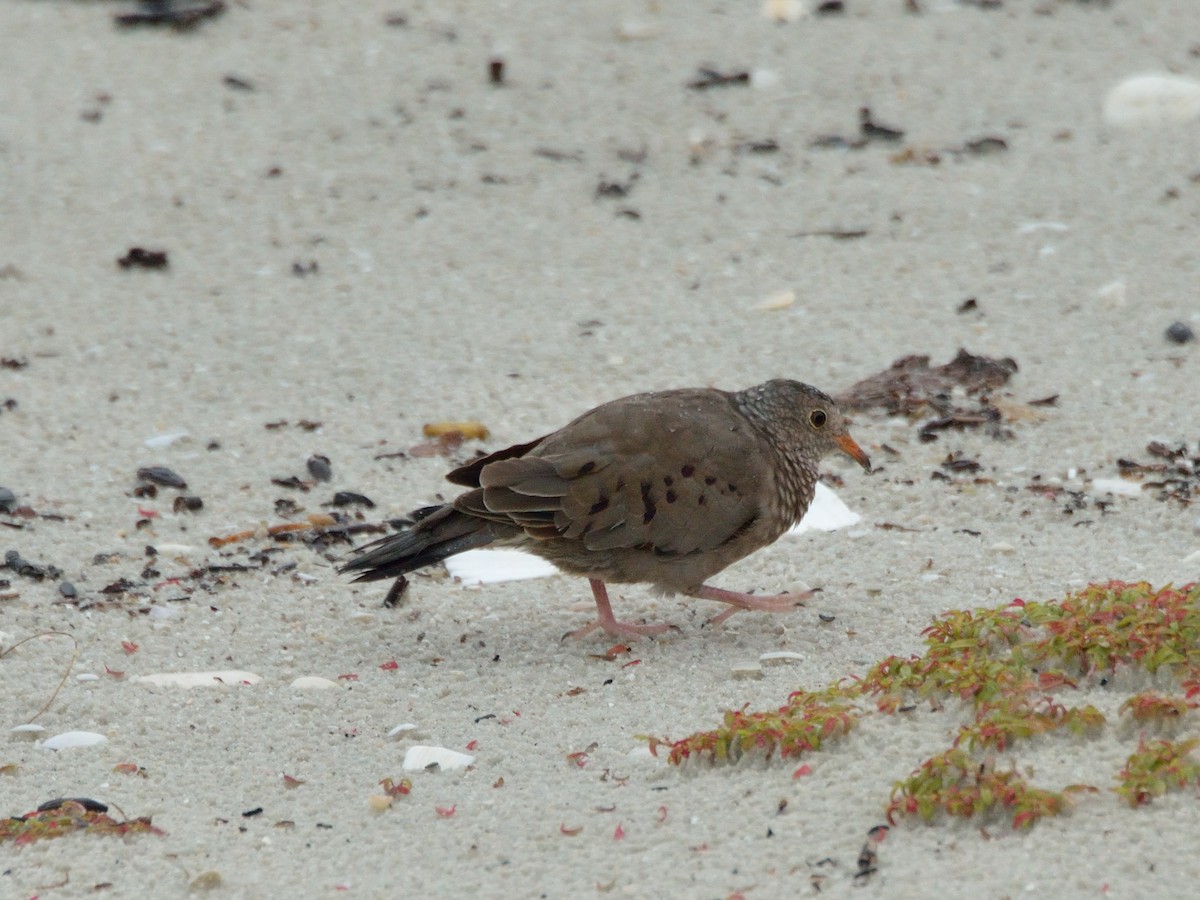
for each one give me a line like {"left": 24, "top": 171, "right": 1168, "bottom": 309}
{"left": 693, "top": 584, "right": 812, "bottom": 627}
{"left": 564, "top": 579, "right": 675, "bottom": 640}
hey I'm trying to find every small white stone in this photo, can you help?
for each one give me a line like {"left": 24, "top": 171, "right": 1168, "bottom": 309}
{"left": 1104, "top": 74, "right": 1200, "bottom": 127}
{"left": 11, "top": 724, "right": 46, "bottom": 739}
{"left": 920, "top": 573, "right": 942, "bottom": 582}
{"left": 402, "top": 745, "right": 475, "bottom": 772}
{"left": 291, "top": 676, "right": 338, "bottom": 690}
{"left": 147, "top": 605, "right": 177, "bottom": 621}
{"left": 1096, "top": 281, "right": 1126, "bottom": 308}
{"left": 43, "top": 730, "right": 108, "bottom": 750}
{"left": 135, "top": 670, "right": 262, "bottom": 688}
{"left": 387, "top": 723, "right": 421, "bottom": 739}
{"left": 614, "top": 20, "right": 659, "bottom": 40}
{"left": 76, "top": 673, "right": 100, "bottom": 682}
{"left": 991, "top": 542, "right": 1017, "bottom": 555}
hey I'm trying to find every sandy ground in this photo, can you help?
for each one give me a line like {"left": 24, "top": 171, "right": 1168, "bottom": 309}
{"left": 2, "top": 1, "right": 1200, "bottom": 897}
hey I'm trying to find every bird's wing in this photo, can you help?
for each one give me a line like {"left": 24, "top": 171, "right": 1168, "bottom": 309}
{"left": 456, "top": 389, "right": 775, "bottom": 557}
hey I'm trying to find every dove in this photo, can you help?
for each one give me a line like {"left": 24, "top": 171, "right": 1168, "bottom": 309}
{"left": 342, "top": 380, "right": 870, "bottom": 638}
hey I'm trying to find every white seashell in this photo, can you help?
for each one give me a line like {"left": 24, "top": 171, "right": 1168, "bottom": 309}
{"left": 402, "top": 745, "right": 475, "bottom": 772}
{"left": 76, "top": 673, "right": 100, "bottom": 682}
{"left": 387, "top": 723, "right": 420, "bottom": 739}
{"left": 1104, "top": 74, "right": 1200, "bottom": 127}
{"left": 43, "top": 730, "right": 108, "bottom": 750}
{"left": 445, "top": 549, "right": 558, "bottom": 586}
{"left": 143, "top": 431, "right": 190, "bottom": 449}
{"left": 11, "top": 723, "right": 46, "bottom": 736}
{"left": 135, "top": 670, "right": 262, "bottom": 688}
{"left": 788, "top": 483, "right": 862, "bottom": 534}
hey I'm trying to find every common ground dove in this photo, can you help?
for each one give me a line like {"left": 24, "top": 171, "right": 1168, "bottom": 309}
{"left": 341, "top": 380, "right": 871, "bottom": 638}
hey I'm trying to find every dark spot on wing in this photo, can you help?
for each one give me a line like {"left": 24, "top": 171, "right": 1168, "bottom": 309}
{"left": 704, "top": 475, "right": 717, "bottom": 486}
{"left": 681, "top": 464, "right": 696, "bottom": 478}
{"left": 640, "top": 481, "right": 656, "bottom": 524}
{"left": 663, "top": 475, "right": 674, "bottom": 487}
{"left": 589, "top": 495, "right": 610, "bottom": 515}
{"left": 665, "top": 489, "right": 677, "bottom": 504}
{"left": 577, "top": 461, "right": 596, "bottom": 476}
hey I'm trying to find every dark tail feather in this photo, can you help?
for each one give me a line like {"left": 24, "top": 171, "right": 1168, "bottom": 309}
{"left": 340, "top": 506, "right": 499, "bottom": 582}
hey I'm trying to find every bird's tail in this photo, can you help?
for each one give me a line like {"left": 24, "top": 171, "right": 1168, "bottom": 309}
{"left": 339, "top": 505, "right": 499, "bottom": 582}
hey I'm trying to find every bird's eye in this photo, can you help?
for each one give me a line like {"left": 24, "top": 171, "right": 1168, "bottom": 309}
{"left": 809, "top": 409, "right": 827, "bottom": 428}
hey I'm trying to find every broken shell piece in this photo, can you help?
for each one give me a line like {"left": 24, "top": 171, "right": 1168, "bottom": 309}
{"left": 367, "top": 794, "right": 394, "bottom": 812}
{"left": 291, "top": 676, "right": 338, "bottom": 690}
{"left": 422, "top": 421, "right": 489, "bottom": 440}
{"left": 787, "top": 482, "right": 861, "bottom": 534}
{"left": 1090, "top": 478, "right": 1142, "bottom": 498}
{"left": 143, "top": 431, "right": 190, "bottom": 449}
{"left": 756, "top": 289, "right": 796, "bottom": 311}
{"left": 762, "top": 0, "right": 806, "bottom": 23}
{"left": 43, "top": 731, "right": 108, "bottom": 750}
{"left": 402, "top": 745, "right": 475, "bottom": 772}
{"left": 445, "top": 548, "right": 558, "bottom": 585}
{"left": 387, "top": 723, "right": 421, "bottom": 740}
{"left": 759, "top": 651, "right": 805, "bottom": 665}
{"left": 11, "top": 724, "right": 46, "bottom": 740}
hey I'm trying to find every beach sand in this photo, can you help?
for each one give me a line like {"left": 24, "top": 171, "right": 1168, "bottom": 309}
{"left": 2, "top": 1, "right": 1199, "bottom": 896}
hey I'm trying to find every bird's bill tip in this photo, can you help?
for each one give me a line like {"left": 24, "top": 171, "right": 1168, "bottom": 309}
{"left": 835, "top": 432, "right": 872, "bottom": 472}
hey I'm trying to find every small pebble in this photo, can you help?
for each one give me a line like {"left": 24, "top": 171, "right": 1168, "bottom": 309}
{"left": 59, "top": 581, "right": 77, "bottom": 598}
{"left": 1166, "top": 321, "right": 1195, "bottom": 344}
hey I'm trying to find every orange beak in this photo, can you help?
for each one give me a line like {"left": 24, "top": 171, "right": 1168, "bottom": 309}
{"left": 836, "top": 433, "right": 872, "bottom": 472}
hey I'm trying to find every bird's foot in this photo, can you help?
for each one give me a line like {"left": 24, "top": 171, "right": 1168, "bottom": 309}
{"left": 694, "top": 584, "right": 812, "bottom": 627}
{"left": 563, "top": 579, "right": 676, "bottom": 640}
